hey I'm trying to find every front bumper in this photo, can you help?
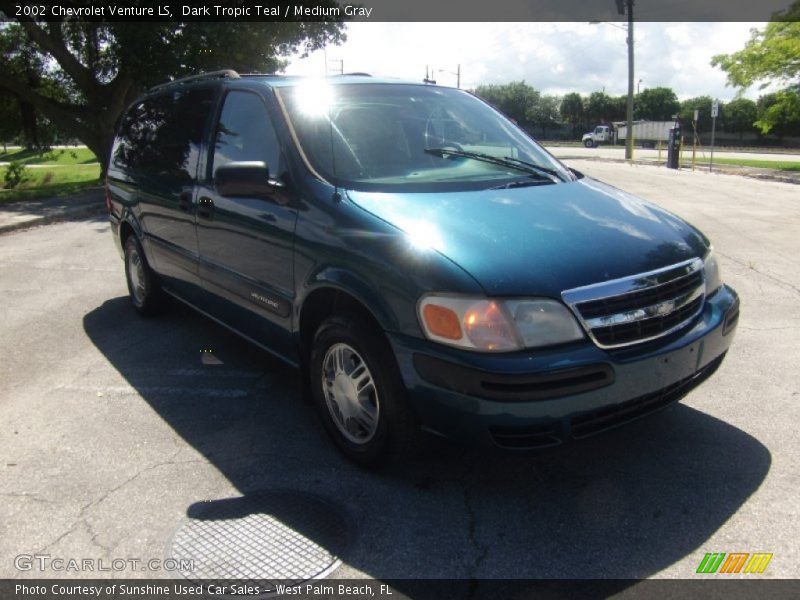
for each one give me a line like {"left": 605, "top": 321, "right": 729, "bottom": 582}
{"left": 388, "top": 285, "right": 739, "bottom": 450}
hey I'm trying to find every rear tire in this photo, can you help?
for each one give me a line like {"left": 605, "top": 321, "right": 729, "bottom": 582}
{"left": 309, "top": 314, "right": 420, "bottom": 466}
{"left": 124, "top": 235, "right": 165, "bottom": 317}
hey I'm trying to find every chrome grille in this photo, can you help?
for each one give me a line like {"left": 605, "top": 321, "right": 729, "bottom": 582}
{"left": 562, "top": 258, "right": 706, "bottom": 349}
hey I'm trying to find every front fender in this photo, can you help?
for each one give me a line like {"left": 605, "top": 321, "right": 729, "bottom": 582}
{"left": 299, "top": 266, "right": 400, "bottom": 332}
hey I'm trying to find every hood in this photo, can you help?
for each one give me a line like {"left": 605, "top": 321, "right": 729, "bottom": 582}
{"left": 347, "top": 178, "right": 708, "bottom": 297}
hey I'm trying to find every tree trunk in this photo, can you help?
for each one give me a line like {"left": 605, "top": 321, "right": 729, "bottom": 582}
{"left": 83, "top": 131, "right": 113, "bottom": 179}
{"left": 0, "top": 24, "right": 138, "bottom": 179}
{"left": 18, "top": 100, "right": 39, "bottom": 149}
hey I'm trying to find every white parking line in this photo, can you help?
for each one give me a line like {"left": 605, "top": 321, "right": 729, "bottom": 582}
{"left": 61, "top": 385, "right": 251, "bottom": 398}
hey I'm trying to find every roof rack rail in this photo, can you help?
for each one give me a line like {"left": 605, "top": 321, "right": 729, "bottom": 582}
{"left": 148, "top": 69, "right": 240, "bottom": 93}
{"left": 337, "top": 72, "right": 371, "bottom": 77}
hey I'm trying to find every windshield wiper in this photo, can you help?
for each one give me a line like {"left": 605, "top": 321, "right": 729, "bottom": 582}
{"left": 424, "top": 148, "right": 563, "bottom": 183}
{"left": 501, "top": 156, "right": 567, "bottom": 182}
{"left": 489, "top": 179, "right": 553, "bottom": 190}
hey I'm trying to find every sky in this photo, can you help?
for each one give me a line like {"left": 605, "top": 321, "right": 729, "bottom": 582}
{"left": 284, "top": 22, "right": 772, "bottom": 101}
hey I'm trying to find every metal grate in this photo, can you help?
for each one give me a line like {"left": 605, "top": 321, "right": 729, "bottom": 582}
{"left": 562, "top": 258, "right": 706, "bottom": 349}
{"left": 167, "top": 491, "right": 351, "bottom": 590}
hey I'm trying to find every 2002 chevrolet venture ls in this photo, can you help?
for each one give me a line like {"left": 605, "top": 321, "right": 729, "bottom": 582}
{"left": 107, "top": 71, "right": 739, "bottom": 465}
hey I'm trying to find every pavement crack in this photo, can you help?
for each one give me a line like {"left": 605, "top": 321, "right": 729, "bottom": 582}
{"left": 716, "top": 250, "right": 800, "bottom": 297}
{"left": 456, "top": 458, "right": 488, "bottom": 598}
{"left": 39, "top": 521, "right": 82, "bottom": 554}
{"left": 82, "top": 519, "right": 114, "bottom": 555}
{"left": 36, "top": 452, "right": 191, "bottom": 555}
{"left": 0, "top": 492, "right": 53, "bottom": 504}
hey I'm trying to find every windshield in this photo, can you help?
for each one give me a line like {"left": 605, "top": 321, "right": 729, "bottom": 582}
{"left": 278, "top": 82, "right": 573, "bottom": 192}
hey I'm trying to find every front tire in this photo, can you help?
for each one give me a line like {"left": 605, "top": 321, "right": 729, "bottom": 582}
{"left": 309, "top": 314, "right": 419, "bottom": 466}
{"left": 124, "top": 235, "right": 165, "bottom": 317}
{"left": 584, "top": 139, "right": 595, "bottom": 148}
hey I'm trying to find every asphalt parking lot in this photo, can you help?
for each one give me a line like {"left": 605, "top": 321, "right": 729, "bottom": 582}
{"left": 1, "top": 161, "right": 798, "bottom": 586}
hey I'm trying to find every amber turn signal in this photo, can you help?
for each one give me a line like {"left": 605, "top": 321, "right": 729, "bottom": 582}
{"left": 422, "top": 304, "right": 463, "bottom": 340}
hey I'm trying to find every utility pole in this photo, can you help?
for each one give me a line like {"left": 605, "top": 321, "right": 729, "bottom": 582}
{"left": 618, "top": 0, "right": 635, "bottom": 162}
{"left": 423, "top": 65, "right": 436, "bottom": 84}
{"left": 692, "top": 109, "right": 698, "bottom": 171}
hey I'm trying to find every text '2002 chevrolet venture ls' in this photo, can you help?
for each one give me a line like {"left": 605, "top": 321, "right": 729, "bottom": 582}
{"left": 107, "top": 71, "right": 739, "bottom": 465}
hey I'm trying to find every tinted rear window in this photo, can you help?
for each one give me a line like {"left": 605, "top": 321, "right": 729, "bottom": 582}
{"left": 112, "top": 87, "right": 216, "bottom": 181}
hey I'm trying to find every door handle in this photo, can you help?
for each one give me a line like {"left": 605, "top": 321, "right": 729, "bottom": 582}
{"left": 197, "top": 196, "right": 215, "bottom": 219}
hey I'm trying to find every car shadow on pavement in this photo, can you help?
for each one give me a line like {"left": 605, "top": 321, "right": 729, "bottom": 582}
{"left": 83, "top": 297, "right": 771, "bottom": 588}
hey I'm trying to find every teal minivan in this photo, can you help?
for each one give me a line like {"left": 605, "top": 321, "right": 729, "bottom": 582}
{"left": 107, "top": 71, "right": 739, "bottom": 465}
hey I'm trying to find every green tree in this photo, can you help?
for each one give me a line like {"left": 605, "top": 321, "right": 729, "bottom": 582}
{"left": 711, "top": 1, "right": 800, "bottom": 133}
{"left": 679, "top": 96, "right": 715, "bottom": 134}
{"left": 529, "top": 94, "right": 561, "bottom": 138}
{"left": 586, "top": 91, "right": 615, "bottom": 124}
{"left": 0, "top": 24, "right": 50, "bottom": 149}
{"left": 723, "top": 98, "right": 758, "bottom": 139}
{"left": 560, "top": 92, "right": 585, "bottom": 138}
{"left": 474, "top": 81, "right": 541, "bottom": 127}
{"left": 0, "top": 13, "right": 345, "bottom": 174}
{"left": 756, "top": 92, "right": 800, "bottom": 138}
{"left": 610, "top": 95, "right": 628, "bottom": 122}
{"left": 635, "top": 87, "right": 680, "bottom": 121}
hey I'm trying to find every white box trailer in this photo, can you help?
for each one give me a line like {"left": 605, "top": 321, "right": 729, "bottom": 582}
{"left": 614, "top": 120, "right": 674, "bottom": 148}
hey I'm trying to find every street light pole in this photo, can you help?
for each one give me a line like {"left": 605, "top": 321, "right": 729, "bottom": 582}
{"left": 624, "top": 0, "right": 635, "bottom": 161}
{"left": 438, "top": 65, "right": 461, "bottom": 89}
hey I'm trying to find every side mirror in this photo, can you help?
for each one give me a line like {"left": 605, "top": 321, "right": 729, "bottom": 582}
{"left": 214, "top": 161, "right": 283, "bottom": 198}
{"left": 569, "top": 168, "right": 585, "bottom": 180}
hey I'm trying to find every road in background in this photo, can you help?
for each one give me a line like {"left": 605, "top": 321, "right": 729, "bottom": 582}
{"left": 1, "top": 163, "right": 798, "bottom": 583}
{"left": 547, "top": 145, "right": 800, "bottom": 163}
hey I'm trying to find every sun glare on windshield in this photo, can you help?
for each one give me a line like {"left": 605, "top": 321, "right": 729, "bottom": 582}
{"left": 293, "top": 79, "right": 335, "bottom": 117}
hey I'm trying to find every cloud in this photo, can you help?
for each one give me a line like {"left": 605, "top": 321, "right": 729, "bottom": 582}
{"left": 284, "top": 22, "right": 773, "bottom": 101}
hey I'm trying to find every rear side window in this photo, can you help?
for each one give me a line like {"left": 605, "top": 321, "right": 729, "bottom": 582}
{"left": 211, "top": 91, "right": 281, "bottom": 177}
{"left": 112, "top": 87, "right": 215, "bottom": 181}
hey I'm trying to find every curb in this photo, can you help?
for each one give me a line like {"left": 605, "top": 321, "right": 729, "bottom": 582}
{"left": 0, "top": 202, "right": 106, "bottom": 235}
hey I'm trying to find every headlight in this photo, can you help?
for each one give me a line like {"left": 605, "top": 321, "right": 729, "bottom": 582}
{"left": 418, "top": 294, "right": 584, "bottom": 352}
{"left": 704, "top": 248, "right": 723, "bottom": 296}
{"left": 505, "top": 299, "right": 586, "bottom": 348}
